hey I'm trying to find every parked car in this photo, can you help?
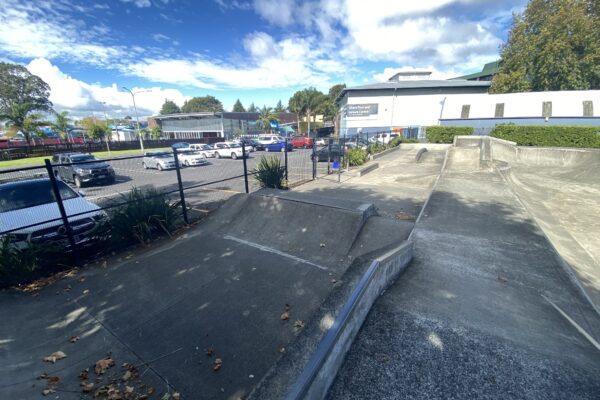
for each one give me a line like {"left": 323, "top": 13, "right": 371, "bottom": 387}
{"left": 290, "top": 136, "right": 313, "bottom": 149}
{"left": 188, "top": 143, "right": 216, "bottom": 157}
{"left": 171, "top": 142, "right": 191, "bottom": 149}
{"left": 240, "top": 138, "right": 263, "bottom": 151}
{"left": 311, "top": 144, "right": 342, "bottom": 162}
{"left": 178, "top": 151, "right": 208, "bottom": 167}
{"left": 142, "top": 151, "right": 176, "bottom": 170}
{"left": 257, "top": 135, "right": 283, "bottom": 146}
{"left": 212, "top": 142, "right": 244, "bottom": 159}
{"left": 265, "top": 141, "right": 293, "bottom": 152}
{"left": 227, "top": 141, "right": 253, "bottom": 153}
{"left": 52, "top": 153, "right": 115, "bottom": 188}
{"left": 0, "top": 178, "right": 106, "bottom": 250}
{"left": 315, "top": 137, "right": 327, "bottom": 146}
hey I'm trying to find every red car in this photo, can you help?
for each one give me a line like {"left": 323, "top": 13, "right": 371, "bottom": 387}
{"left": 290, "top": 136, "right": 313, "bottom": 148}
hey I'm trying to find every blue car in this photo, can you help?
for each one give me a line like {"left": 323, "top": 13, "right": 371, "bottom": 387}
{"left": 265, "top": 141, "right": 293, "bottom": 152}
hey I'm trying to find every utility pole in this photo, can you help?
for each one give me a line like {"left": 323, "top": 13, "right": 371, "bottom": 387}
{"left": 122, "top": 87, "right": 150, "bottom": 153}
{"left": 101, "top": 101, "right": 111, "bottom": 155}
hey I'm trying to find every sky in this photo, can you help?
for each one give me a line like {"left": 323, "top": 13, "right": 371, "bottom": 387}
{"left": 0, "top": 0, "right": 527, "bottom": 118}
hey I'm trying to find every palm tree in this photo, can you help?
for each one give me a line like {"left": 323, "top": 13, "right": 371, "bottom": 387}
{"left": 288, "top": 92, "right": 305, "bottom": 134}
{"left": 257, "top": 106, "right": 280, "bottom": 134}
{"left": 20, "top": 113, "right": 47, "bottom": 144}
{"left": 53, "top": 110, "right": 72, "bottom": 142}
{"left": 301, "top": 88, "right": 326, "bottom": 136}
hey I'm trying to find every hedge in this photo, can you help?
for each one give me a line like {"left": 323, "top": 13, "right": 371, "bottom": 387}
{"left": 426, "top": 126, "right": 474, "bottom": 143}
{"left": 490, "top": 125, "right": 600, "bottom": 148}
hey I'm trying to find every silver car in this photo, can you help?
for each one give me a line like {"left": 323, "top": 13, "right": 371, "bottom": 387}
{"left": 142, "top": 152, "right": 176, "bottom": 171}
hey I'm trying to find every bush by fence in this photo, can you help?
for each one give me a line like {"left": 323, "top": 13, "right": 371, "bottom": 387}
{"left": 426, "top": 126, "right": 474, "bottom": 143}
{"left": 490, "top": 125, "right": 600, "bottom": 148}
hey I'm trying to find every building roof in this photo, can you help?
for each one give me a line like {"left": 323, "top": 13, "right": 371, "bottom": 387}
{"left": 453, "top": 61, "right": 501, "bottom": 80}
{"left": 151, "top": 111, "right": 298, "bottom": 124}
{"left": 337, "top": 79, "right": 491, "bottom": 101}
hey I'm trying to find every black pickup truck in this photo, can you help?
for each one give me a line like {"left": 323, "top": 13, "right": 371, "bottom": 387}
{"left": 52, "top": 153, "right": 115, "bottom": 188}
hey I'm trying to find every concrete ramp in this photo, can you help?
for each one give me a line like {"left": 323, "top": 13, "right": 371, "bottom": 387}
{"left": 203, "top": 191, "right": 376, "bottom": 269}
{"left": 444, "top": 146, "right": 481, "bottom": 171}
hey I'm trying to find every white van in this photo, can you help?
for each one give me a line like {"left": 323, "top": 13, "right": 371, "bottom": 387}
{"left": 257, "top": 135, "right": 283, "bottom": 145}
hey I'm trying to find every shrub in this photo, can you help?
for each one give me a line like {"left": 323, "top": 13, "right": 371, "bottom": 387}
{"left": 253, "top": 156, "right": 287, "bottom": 189}
{"left": 426, "top": 126, "right": 474, "bottom": 143}
{"left": 490, "top": 125, "right": 600, "bottom": 148}
{"left": 0, "top": 236, "right": 64, "bottom": 287}
{"left": 367, "top": 143, "right": 386, "bottom": 154}
{"left": 347, "top": 147, "right": 368, "bottom": 166}
{"left": 107, "top": 187, "right": 180, "bottom": 244}
{"left": 389, "top": 136, "right": 418, "bottom": 147}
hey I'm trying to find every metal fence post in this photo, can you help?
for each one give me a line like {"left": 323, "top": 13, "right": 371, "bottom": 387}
{"left": 327, "top": 138, "right": 332, "bottom": 175}
{"left": 312, "top": 137, "right": 317, "bottom": 180}
{"left": 284, "top": 138, "right": 289, "bottom": 183}
{"left": 44, "top": 159, "right": 79, "bottom": 265}
{"left": 172, "top": 147, "right": 189, "bottom": 225}
{"left": 242, "top": 143, "right": 249, "bottom": 194}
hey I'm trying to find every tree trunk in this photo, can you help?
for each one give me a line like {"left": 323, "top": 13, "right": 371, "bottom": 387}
{"left": 307, "top": 108, "right": 311, "bottom": 136}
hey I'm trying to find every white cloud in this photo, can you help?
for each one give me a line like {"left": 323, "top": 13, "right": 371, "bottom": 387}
{"left": 26, "top": 58, "right": 189, "bottom": 117}
{"left": 253, "top": 0, "right": 295, "bottom": 26}
{"left": 152, "top": 33, "right": 171, "bottom": 43}
{"left": 120, "top": 0, "right": 151, "bottom": 8}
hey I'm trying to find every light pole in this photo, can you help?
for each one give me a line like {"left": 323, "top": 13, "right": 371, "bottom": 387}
{"left": 101, "top": 101, "right": 111, "bottom": 155}
{"left": 122, "top": 87, "right": 150, "bottom": 153}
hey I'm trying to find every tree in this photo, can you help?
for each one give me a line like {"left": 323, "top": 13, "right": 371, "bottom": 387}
{"left": 53, "top": 111, "right": 71, "bottom": 141}
{"left": 232, "top": 99, "right": 246, "bottom": 112}
{"left": 181, "top": 95, "right": 224, "bottom": 113}
{"left": 0, "top": 62, "right": 53, "bottom": 144}
{"left": 491, "top": 0, "right": 600, "bottom": 93}
{"left": 247, "top": 102, "right": 257, "bottom": 113}
{"left": 274, "top": 99, "right": 285, "bottom": 113}
{"left": 22, "top": 113, "right": 47, "bottom": 142}
{"left": 288, "top": 92, "right": 306, "bottom": 133}
{"left": 301, "top": 87, "right": 326, "bottom": 135}
{"left": 160, "top": 99, "right": 180, "bottom": 115}
{"left": 256, "top": 106, "right": 280, "bottom": 133}
{"left": 150, "top": 125, "right": 162, "bottom": 140}
{"left": 87, "top": 122, "right": 110, "bottom": 141}
{"left": 322, "top": 84, "right": 346, "bottom": 136}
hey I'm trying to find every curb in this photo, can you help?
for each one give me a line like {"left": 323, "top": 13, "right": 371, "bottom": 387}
{"left": 371, "top": 145, "right": 400, "bottom": 160}
{"left": 355, "top": 162, "right": 379, "bottom": 176}
{"left": 285, "top": 241, "right": 413, "bottom": 400}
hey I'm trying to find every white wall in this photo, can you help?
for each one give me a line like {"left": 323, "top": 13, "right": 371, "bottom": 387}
{"left": 442, "top": 90, "right": 600, "bottom": 119}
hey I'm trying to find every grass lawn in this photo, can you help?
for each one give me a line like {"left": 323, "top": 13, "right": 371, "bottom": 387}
{"left": 0, "top": 147, "right": 172, "bottom": 169}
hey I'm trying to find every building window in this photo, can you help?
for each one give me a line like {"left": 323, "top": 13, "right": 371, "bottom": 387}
{"left": 461, "top": 105, "right": 471, "bottom": 119}
{"left": 542, "top": 101, "right": 552, "bottom": 118}
{"left": 583, "top": 101, "right": 593, "bottom": 117}
{"left": 494, "top": 103, "right": 505, "bottom": 118}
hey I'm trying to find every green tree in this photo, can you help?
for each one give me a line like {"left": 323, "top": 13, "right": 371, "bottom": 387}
{"left": 88, "top": 122, "right": 110, "bottom": 141}
{"left": 301, "top": 87, "right": 326, "bottom": 135}
{"left": 288, "top": 92, "right": 306, "bottom": 133}
{"left": 52, "top": 111, "right": 71, "bottom": 141}
{"left": 247, "top": 102, "right": 257, "bottom": 113}
{"left": 256, "top": 106, "right": 280, "bottom": 133}
{"left": 181, "top": 95, "right": 224, "bottom": 113}
{"left": 22, "top": 113, "right": 47, "bottom": 142}
{"left": 0, "top": 62, "right": 53, "bottom": 144}
{"left": 491, "top": 0, "right": 600, "bottom": 93}
{"left": 232, "top": 99, "right": 246, "bottom": 112}
{"left": 160, "top": 99, "right": 181, "bottom": 115}
{"left": 274, "top": 99, "right": 285, "bottom": 113}
{"left": 150, "top": 125, "right": 162, "bottom": 140}
{"left": 322, "top": 84, "right": 346, "bottom": 136}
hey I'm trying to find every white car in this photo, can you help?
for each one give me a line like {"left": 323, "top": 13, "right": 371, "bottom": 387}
{"left": 188, "top": 143, "right": 216, "bottom": 157}
{"left": 230, "top": 141, "right": 254, "bottom": 152}
{"left": 0, "top": 178, "right": 105, "bottom": 250}
{"left": 257, "top": 135, "right": 283, "bottom": 145}
{"left": 315, "top": 138, "right": 326, "bottom": 146}
{"left": 212, "top": 142, "right": 244, "bottom": 159}
{"left": 178, "top": 151, "right": 208, "bottom": 167}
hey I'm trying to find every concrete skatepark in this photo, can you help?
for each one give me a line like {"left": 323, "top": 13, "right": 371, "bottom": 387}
{"left": 1, "top": 139, "right": 599, "bottom": 399}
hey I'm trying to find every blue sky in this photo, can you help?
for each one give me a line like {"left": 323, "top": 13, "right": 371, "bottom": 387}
{"left": 0, "top": 0, "right": 526, "bottom": 118}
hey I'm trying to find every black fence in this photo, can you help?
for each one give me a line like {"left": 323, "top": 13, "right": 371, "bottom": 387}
{"left": 0, "top": 140, "right": 325, "bottom": 276}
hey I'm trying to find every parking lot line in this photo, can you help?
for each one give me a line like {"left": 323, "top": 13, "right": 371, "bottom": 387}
{"left": 223, "top": 235, "right": 328, "bottom": 271}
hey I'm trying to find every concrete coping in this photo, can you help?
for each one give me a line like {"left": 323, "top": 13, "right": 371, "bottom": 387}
{"left": 285, "top": 241, "right": 414, "bottom": 400}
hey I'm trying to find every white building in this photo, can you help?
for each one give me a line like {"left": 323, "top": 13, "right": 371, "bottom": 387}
{"left": 338, "top": 75, "right": 600, "bottom": 137}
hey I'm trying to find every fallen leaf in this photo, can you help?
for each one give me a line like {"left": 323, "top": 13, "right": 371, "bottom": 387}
{"left": 38, "top": 372, "right": 50, "bottom": 380}
{"left": 279, "top": 347, "right": 285, "bottom": 353}
{"left": 497, "top": 276, "right": 508, "bottom": 283}
{"left": 43, "top": 351, "right": 67, "bottom": 363}
{"left": 95, "top": 357, "right": 115, "bottom": 374}
{"left": 79, "top": 276, "right": 86, "bottom": 282}
{"left": 294, "top": 320, "right": 305, "bottom": 328}
{"left": 82, "top": 289, "right": 90, "bottom": 295}
{"left": 78, "top": 368, "right": 89, "bottom": 381}
{"left": 81, "top": 382, "right": 94, "bottom": 393}
{"left": 125, "top": 386, "right": 134, "bottom": 393}
{"left": 206, "top": 348, "right": 214, "bottom": 357}
{"left": 320, "top": 243, "right": 326, "bottom": 247}
{"left": 280, "top": 311, "right": 289, "bottom": 321}
{"left": 42, "top": 389, "right": 55, "bottom": 396}
{"left": 122, "top": 370, "right": 132, "bottom": 381}
{"left": 147, "top": 387, "right": 156, "bottom": 395}
{"left": 161, "top": 394, "right": 171, "bottom": 400}
{"left": 172, "top": 392, "right": 181, "bottom": 400}
{"left": 47, "top": 376, "right": 60, "bottom": 386}
{"left": 69, "top": 335, "right": 80, "bottom": 343}
{"left": 213, "top": 358, "right": 223, "bottom": 371}
{"left": 331, "top": 278, "right": 337, "bottom": 283}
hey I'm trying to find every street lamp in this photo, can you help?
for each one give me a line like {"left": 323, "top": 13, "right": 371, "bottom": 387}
{"left": 100, "top": 102, "right": 112, "bottom": 155}
{"left": 122, "top": 87, "right": 151, "bottom": 152}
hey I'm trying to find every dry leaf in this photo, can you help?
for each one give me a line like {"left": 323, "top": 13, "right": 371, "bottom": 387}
{"left": 213, "top": 358, "right": 223, "bottom": 371}
{"left": 95, "top": 357, "right": 115, "bottom": 374}
{"left": 81, "top": 382, "right": 94, "bottom": 393}
{"left": 122, "top": 370, "right": 132, "bottom": 381}
{"left": 125, "top": 386, "right": 134, "bottom": 393}
{"left": 172, "top": 392, "right": 181, "bottom": 400}
{"left": 69, "top": 335, "right": 80, "bottom": 343}
{"left": 83, "top": 289, "right": 90, "bottom": 295}
{"left": 331, "top": 278, "right": 337, "bottom": 283}
{"left": 43, "top": 351, "right": 67, "bottom": 363}
{"left": 39, "top": 372, "right": 50, "bottom": 380}
{"left": 280, "top": 311, "right": 289, "bottom": 321}
{"left": 161, "top": 394, "right": 171, "bottom": 400}
{"left": 42, "top": 389, "right": 55, "bottom": 396}
{"left": 279, "top": 347, "right": 285, "bottom": 353}
{"left": 47, "top": 376, "right": 60, "bottom": 386}
{"left": 206, "top": 348, "right": 214, "bottom": 357}
{"left": 320, "top": 243, "right": 326, "bottom": 247}
{"left": 79, "top": 368, "right": 89, "bottom": 381}
{"left": 294, "top": 320, "right": 305, "bottom": 328}
{"left": 147, "top": 387, "right": 155, "bottom": 395}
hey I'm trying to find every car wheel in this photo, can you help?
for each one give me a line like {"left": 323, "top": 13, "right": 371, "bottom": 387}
{"left": 215, "top": 152, "right": 221, "bottom": 159}
{"left": 143, "top": 162, "right": 148, "bottom": 169}
{"left": 74, "top": 175, "right": 82, "bottom": 188}
{"left": 158, "top": 164, "right": 163, "bottom": 171}
{"left": 231, "top": 153, "right": 238, "bottom": 160}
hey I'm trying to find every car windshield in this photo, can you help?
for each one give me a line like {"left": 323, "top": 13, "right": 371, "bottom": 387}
{"left": 228, "top": 144, "right": 241, "bottom": 148}
{"left": 152, "top": 153, "right": 172, "bottom": 158}
{"left": 0, "top": 180, "right": 78, "bottom": 213}
{"left": 70, "top": 155, "right": 96, "bottom": 162}
{"left": 186, "top": 151, "right": 202, "bottom": 155}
